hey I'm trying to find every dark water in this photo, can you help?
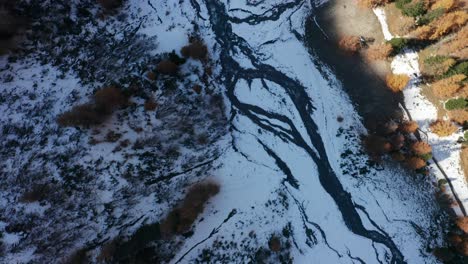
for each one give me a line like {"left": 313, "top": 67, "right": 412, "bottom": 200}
{"left": 197, "top": 0, "right": 406, "bottom": 262}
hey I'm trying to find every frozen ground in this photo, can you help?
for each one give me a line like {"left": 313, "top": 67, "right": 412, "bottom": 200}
{"left": 0, "top": 0, "right": 449, "bottom": 263}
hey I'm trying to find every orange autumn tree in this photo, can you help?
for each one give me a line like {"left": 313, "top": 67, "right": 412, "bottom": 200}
{"left": 366, "top": 43, "right": 394, "bottom": 60}
{"left": 386, "top": 73, "right": 410, "bottom": 92}
{"left": 430, "top": 119, "right": 458, "bottom": 136}
{"left": 431, "top": 74, "right": 466, "bottom": 98}
{"left": 338, "top": 36, "right": 361, "bottom": 53}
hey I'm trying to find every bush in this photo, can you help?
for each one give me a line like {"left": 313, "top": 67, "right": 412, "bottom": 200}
{"left": 422, "top": 55, "right": 456, "bottom": 76}
{"left": 431, "top": 74, "right": 466, "bottom": 98}
{"left": 396, "top": 0, "right": 412, "bottom": 9}
{"left": 449, "top": 109, "right": 468, "bottom": 125}
{"left": 366, "top": 43, "right": 393, "bottom": 60}
{"left": 456, "top": 217, "right": 468, "bottom": 233}
{"left": 57, "top": 86, "right": 127, "bottom": 127}
{"left": 401, "top": 1, "right": 427, "bottom": 17}
{"left": 268, "top": 236, "right": 281, "bottom": 252}
{"left": 156, "top": 60, "right": 178, "bottom": 75}
{"left": 430, "top": 11, "right": 468, "bottom": 40}
{"left": 363, "top": 135, "right": 392, "bottom": 155}
{"left": 445, "top": 98, "right": 468, "bottom": 110}
{"left": 411, "top": 141, "right": 432, "bottom": 155}
{"left": 386, "top": 38, "right": 408, "bottom": 53}
{"left": 431, "top": 0, "right": 456, "bottom": 11}
{"left": 181, "top": 41, "right": 208, "bottom": 60}
{"left": 94, "top": 86, "right": 128, "bottom": 114}
{"left": 19, "top": 184, "right": 50, "bottom": 203}
{"left": 338, "top": 36, "right": 361, "bottom": 53}
{"left": 406, "top": 156, "right": 427, "bottom": 169}
{"left": 400, "top": 120, "right": 419, "bottom": 133}
{"left": 444, "top": 61, "right": 468, "bottom": 78}
{"left": 144, "top": 98, "right": 157, "bottom": 111}
{"left": 160, "top": 182, "right": 220, "bottom": 237}
{"left": 386, "top": 73, "right": 410, "bottom": 92}
{"left": 57, "top": 104, "right": 106, "bottom": 127}
{"left": 97, "top": 0, "right": 123, "bottom": 10}
{"left": 430, "top": 119, "right": 458, "bottom": 136}
{"left": 357, "top": 0, "right": 391, "bottom": 8}
{"left": 419, "top": 8, "right": 446, "bottom": 25}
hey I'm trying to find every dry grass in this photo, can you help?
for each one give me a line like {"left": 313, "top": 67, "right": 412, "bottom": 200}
{"left": 461, "top": 146, "right": 468, "bottom": 183}
{"left": 456, "top": 217, "right": 468, "bottom": 233}
{"left": 338, "top": 35, "right": 361, "bottom": 53}
{"left": 386, "top": 73, "right": 410, "bottom": 92}
{"left": 430, "top": 119, "right": 458, "bottom": 136}
{"left": 366, "top": 43, "right": 394, "bottom": 60}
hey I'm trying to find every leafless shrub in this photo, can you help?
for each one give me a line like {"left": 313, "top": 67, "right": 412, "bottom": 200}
{"left": 156, "top": 60, "right": 178, "bottom": 75}
{"left": 181, "top": 40, "right": 208, "bottom": 60}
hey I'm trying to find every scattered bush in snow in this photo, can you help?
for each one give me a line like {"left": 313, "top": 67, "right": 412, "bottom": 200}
{"left": 363, "top": 135, "right": 392, "bottom": 156}
{"left": 338, "top": 36, "right": 361, "bottom": 53}
{"left": 385, "top": 73, "right": 410, "bottom": 92}
{"left": 160, "top": 182, "right": 220, "bottom": 237}
{"left": 406, "top": 156, "right": 427, "bottom": 170}
{"left": 144, "top": 98, "right": 157, "bottom": 111}
{"left": 399, "top": 120, "right": 419, "bottom": 133}
{"left": 97, "top": 0, "right": 123, "bottom": 10}
{"left": 411, "top": 141, "right": 432, "bottom": 155}
{"left": 366, "top": 43, "right": 393, "bottom": 60}
{"left": 432, "top": 74, "right": 466, "bottom": 98}
{"left": 430, "top": 119, "right": 458, "bottom": 136}
{"left": 156, "top": 60, "right": 179, "bottom": 75}
{"left": 268, "top": 236, "right": 281, "bottom": 252}
{"left": 57, "top": 86, "right": 128, "bottom": 127}
{"left": 456, "top": 217, "right": 468, "bottom": 233}
{"left": 181, "top": 40, "right": 208, "bottom": 60}
{"left": 19, "top": 184, "right": 50, "bottom": 203}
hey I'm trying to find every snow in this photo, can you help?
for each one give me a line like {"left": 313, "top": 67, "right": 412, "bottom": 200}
{"left": 373, "top": 7, "right": 468, "bottom": 213}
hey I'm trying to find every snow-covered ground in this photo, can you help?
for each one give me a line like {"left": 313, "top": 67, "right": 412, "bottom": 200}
{"left": 0, "top": 1, "right": 449, "bottom": 263}
{"left": 374, "top": 7, "right": 468, "bottom": 215}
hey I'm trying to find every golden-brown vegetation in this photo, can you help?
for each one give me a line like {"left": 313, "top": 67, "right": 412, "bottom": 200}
{"left": 431, "top": 74, "right": 466, "bottom": 98}
{"left": 430, "top": 119, "right": 458, "bottom": 136}
{"left": 386, "top": 73, "right": 410, "bottom": 92}
{"left": 338, "top": 35, "right": 361, "bottom": 53}
{"left": 438, "top": 25, "right": 468, "bottom": 59}
{"left": 456, "top": 217, "right": 468, "bottom": 233}
{"left": 366, "top": 43, "right": 394, "bottom": 60}
{"left": 449, "top": 109, "right": 468, "bottom": 125}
